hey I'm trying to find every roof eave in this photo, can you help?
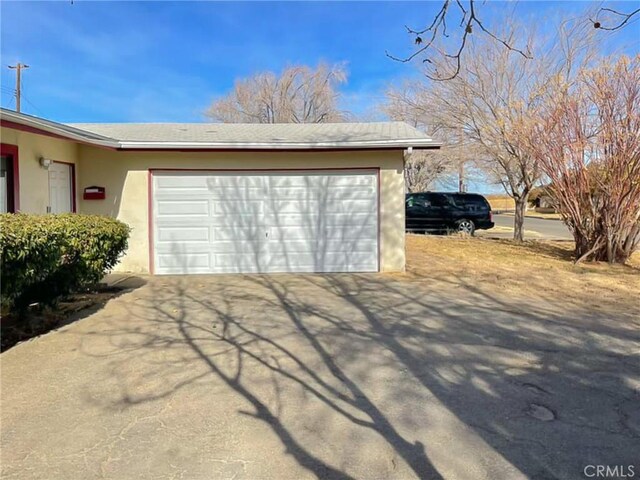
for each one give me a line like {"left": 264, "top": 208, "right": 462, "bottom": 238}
{"left": 0, "top": 109, "right": 119, "bottom": 148}
{"left": 117, "top": 140, "right": 441, "bottom": 150}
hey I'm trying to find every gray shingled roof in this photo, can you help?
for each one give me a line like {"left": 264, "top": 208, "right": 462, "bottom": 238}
{"left": 67, "top": 121, "right": 433, "bottom": 146}
{"left": 1, "top": 108, "right": 438, "bottom": 150}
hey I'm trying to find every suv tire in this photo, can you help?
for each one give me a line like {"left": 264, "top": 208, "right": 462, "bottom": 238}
{"left": 456, "top": 219, "right": 475, "bottom": 235}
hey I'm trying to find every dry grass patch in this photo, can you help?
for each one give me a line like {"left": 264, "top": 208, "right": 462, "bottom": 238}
{"left": 485, "top": 194, "right": 515, "bottom": 211}
{"left": 402, "top": 234, "right": 640, "bottom": 314}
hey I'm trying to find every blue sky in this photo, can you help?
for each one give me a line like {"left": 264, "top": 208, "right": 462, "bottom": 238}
{"left": 1, "top": 1, "right": 639, "bottom": 124}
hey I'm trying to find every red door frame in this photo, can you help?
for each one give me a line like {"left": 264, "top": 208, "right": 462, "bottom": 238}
{"left": 148, "top": 167, "right": 382, "bottom": 275}
{"left": 0, "top": 143, "right": 20, "bottom": 212}
{"left": 50, "top": 160, "right": 77, "bottom": 213}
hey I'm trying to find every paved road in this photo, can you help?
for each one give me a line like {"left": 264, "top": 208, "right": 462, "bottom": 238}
{"left": 492, "top": 214, "right": 572, "bottom": 240}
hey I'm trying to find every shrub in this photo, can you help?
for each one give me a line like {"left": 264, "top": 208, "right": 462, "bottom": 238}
{"left": 526, "top": 55, "right": 640, "bottom": 263}
{"left": 0, "top": 214, "right": 130, "bottom": 314}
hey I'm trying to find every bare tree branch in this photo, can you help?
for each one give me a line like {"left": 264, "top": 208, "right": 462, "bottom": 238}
{"left": 590, "top": 7, "right": 640, "bottom": 31}
{"left": 386, "top": 0, "right": 532, "bottom": 80}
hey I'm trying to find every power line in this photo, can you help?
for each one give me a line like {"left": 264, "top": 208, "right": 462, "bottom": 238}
{"left": 19, "top": 93, "right": 44, "bottom": 116}
{"left": 1, "top": 90, "right": 15, "bottom": 109}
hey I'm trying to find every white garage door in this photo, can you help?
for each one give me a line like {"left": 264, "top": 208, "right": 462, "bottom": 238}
{"left": 152, "top": 170, "right": 379, "bottom": 274}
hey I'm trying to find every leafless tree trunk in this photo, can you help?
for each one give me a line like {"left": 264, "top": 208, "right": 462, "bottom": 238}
{"left": 514, "top": 195, "right": 528, "bottom": 242}
{"left": 206, "top": 63, "right": 348, "bottom": 123}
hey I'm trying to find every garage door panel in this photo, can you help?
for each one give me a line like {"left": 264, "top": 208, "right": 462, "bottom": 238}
{"left": 207, "top": 187, "right": 266, "bottom": 200}
{"left": 206, "top": 175, "right": 264, "bottom": 187}
{"left": 210, "top": 241, "right": 267, "bottom": 254}
{"left": 212, "top": 200, "right": 264, "bottom": 215}
{"left": 212, "top": 226, "right": 266, "bottom": 241}
{"left": 267, "top": 225, "right": 377, "bottom": 241}
{"left": 268, "top": 199, "right": 375, "bottom": 215}
{"left": 268, "top": 174, "right": 374, "bottom": 188}
{"left": 268, "top": 186, "right": 375, "bottom": 199}
{"left": 153, "top": 170, "right": 378, "bottom": 274}
{"left": 266, "top": 213, "right": 376, "bottom": 227}
{"left": 269, "top": 239, "right": 377, "bottom": 255}
{"left": 264, "top": 188, "right": 374, "bottom": 202}
{"left": 157, "top": 226, "right": 210, "bottom": 242}
{"left": 156, "top": 200, "right": 209, "bottom": 216}
{"left": 326, "top": 176, "right": 375, "bottom": 187}
{"left": 155, "top": 175, "right": 211, "bottom": 190}
{"left": 155, "top": 242, "right": 213, "bottom": 254}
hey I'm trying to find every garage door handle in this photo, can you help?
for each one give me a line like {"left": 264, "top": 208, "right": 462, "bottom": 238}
{"left": 265, "top": 231, "right": 269, "bottom": 238}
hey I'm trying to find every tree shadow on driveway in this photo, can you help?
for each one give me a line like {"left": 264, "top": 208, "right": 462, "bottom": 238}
{"left": 73, "top": 273, "right": 639, "bottom": 479}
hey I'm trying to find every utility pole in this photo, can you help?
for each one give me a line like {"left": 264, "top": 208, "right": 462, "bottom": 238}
{"left": 8, "top": 63, "right": 29, "bottom": 113}
{"left": 458, "top": 126, "right": 466, "bottom": 192}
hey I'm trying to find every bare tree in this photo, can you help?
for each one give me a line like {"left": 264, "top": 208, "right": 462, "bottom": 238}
{"left": 400, "top": 152, "right": 447, "bottom": 192}
{"left": 390, "top": 19, "right": 597, "bottom": 241}
{"left": 526, "top": 55, "right": 640, "bottom": 264}
{"left": 206, "top": 63, "right": 348, "bottom": 123}
{"left": 384, "top": 85, "right": 461, "bottom": 192}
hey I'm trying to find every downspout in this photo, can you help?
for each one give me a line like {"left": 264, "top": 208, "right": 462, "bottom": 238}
{"left": 403, "top": 147, "right": 413, "bottom": 193}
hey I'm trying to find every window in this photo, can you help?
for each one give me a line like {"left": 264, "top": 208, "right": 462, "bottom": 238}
{"left": 0, "top": 144, "right": 19, "bottom": 213}
{"left": 455, "top": 195, "right": 489, "bottom": 211}
{"left": 426, "top": 194, "right": 448, "bottom": 207}
{"left": 406, "top": 194, "right": 431, "bottom": 208}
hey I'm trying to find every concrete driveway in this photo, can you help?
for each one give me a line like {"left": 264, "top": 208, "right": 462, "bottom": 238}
{"left": 1, "top": 274, "right": 638, "bottom": 479}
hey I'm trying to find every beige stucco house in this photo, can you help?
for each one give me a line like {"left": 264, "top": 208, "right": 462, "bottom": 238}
{"left": 1, "top": 108, "right": 438, "bottom": 275}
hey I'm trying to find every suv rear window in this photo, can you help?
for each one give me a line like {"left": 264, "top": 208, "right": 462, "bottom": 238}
{"left": 452, "top": 194, "right": 490, "bottom": 210}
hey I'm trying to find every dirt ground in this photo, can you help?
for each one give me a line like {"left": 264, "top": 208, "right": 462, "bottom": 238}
{"left": 0, "top": 287, "right": 126, "bottom": 351}
{"left": 403, "top": 234, "right": 640, "bottom": 316}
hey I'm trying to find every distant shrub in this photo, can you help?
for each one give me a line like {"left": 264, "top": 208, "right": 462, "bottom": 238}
{"left": 0, "top": 214, "right": 130, "bottom": 314}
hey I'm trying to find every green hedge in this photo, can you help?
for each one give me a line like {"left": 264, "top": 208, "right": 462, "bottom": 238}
{"left": 0, "top": 214, "right": 130, "bottom": 314}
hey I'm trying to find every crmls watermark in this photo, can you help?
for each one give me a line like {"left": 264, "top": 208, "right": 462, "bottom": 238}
{"left": 584, "top": 465, "right": 636, "bottom": 478}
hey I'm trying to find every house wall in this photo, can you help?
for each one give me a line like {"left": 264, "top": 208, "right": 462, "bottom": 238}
{"left": 0, "top": 126, "right": 79, "bottom": 213}
{"left": 77, "top": 147, "right": 406, "bottom": 273}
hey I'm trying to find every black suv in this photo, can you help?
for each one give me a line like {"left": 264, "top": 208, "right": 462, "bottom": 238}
{"left": 406, "top": 192, "right": 494, "bottom": 235}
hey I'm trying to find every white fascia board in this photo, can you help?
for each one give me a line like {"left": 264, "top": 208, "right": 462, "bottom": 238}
{"left": 118, "top": 139, "right": 441, "bottom": 150}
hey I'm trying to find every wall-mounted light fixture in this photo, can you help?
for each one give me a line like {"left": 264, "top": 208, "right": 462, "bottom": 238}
{"left": 39, "top": 157, "right": 52, "bottom": 169}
